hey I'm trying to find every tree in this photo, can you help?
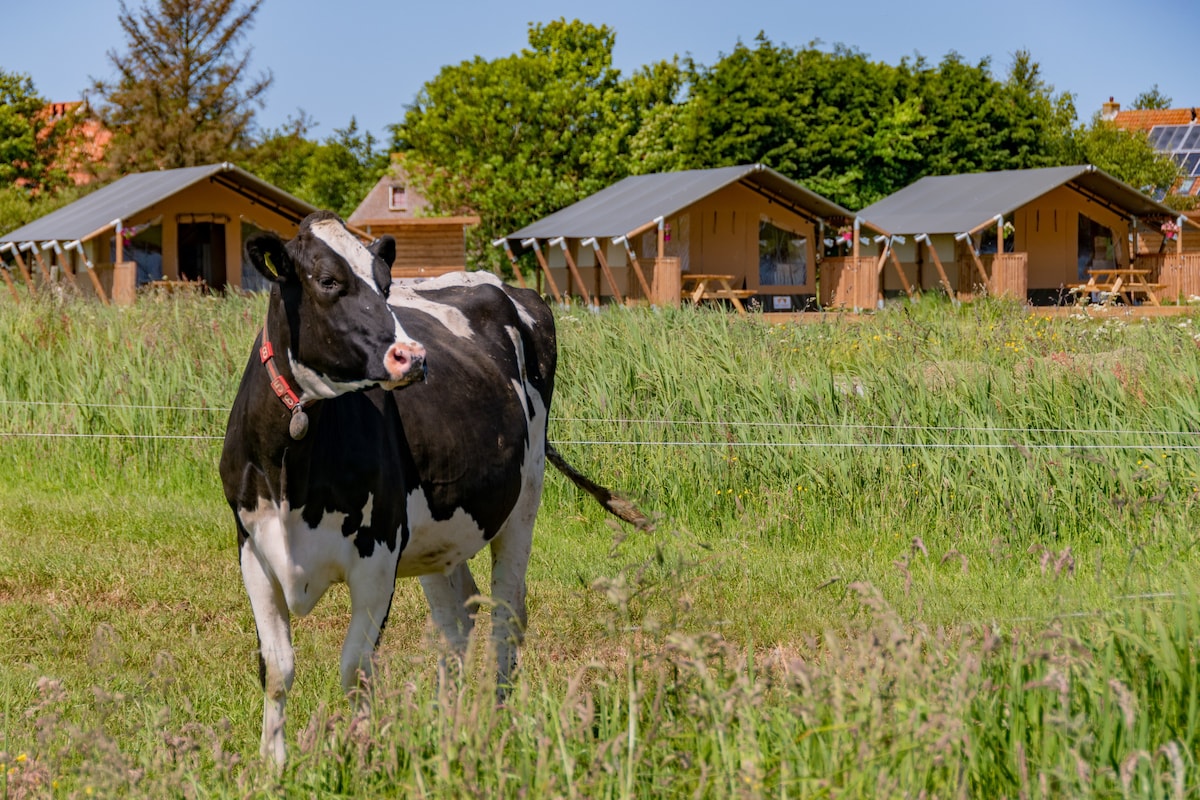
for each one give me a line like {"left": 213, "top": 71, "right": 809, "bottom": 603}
{"left": 0, "top": 70, "right": 72, "bottom": 191}
{"left": 1072, "top": 116, "right": 1180, "bottom": 195}
{"left": 1132, "top": 84, "right": 1172, "bottom": 110}
{"left": 239, "top": 115, "right": 388, "bottom": 218}
{"left": 394, "top": 19, "right": 677, "bottom": 272}
{"left": 90, "top": 0, "right": 272, "bottom": 173}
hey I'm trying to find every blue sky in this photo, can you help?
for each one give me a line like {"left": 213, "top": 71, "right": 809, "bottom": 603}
{"left": 4, "top": 0, "right": 1193, "bottom": 144}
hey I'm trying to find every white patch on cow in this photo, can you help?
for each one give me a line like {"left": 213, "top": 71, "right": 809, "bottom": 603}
{"left": 386, "top": 286, "right": 475, "bottom": 339}
{"left": 287, "top": 356, "right": 380, "bottom": 403}
{"left": 309, "top": 218, "right": 381, "bottom": 294}
{"left": 397, "top": 488, "right": 490, "bottom": 578}
{"left": 505, "top": 324, "right": 533, "bottom": 422}
{"left": 238, "top": 493, "right": 398, "bottom": 617}
{"left": 388, "top": 271, "right": 538, "bottom": 336}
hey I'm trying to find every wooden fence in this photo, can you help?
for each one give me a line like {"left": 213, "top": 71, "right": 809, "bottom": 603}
{"left": 819, "top": 257, "right": 878, "bottom": 310}
{"left": 1149, "top": 253, "right": 1200, "bottom": 303}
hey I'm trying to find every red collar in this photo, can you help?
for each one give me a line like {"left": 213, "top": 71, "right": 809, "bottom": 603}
{"left": 260, "top": 323, "right": 310, "bottom": 439}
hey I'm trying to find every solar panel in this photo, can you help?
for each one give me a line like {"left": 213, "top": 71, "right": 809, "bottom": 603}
{"left": 1149, "top": 124, "right": 1200, "bottom": 177}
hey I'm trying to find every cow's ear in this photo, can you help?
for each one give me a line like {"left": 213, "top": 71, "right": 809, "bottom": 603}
{"left": 245, "top": 232, "right": 294, "bottom": 282}
{"left": 368, "top": 235, "right": 396, "bottom": 268}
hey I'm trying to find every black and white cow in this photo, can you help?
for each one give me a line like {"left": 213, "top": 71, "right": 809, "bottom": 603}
{"left": 220, "top": 211, "right": 645, "bottom": 765}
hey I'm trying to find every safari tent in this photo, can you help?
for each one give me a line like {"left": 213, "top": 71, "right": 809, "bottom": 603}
{"left": 0, "top": 163, "right": 318, "bottom": 305}
{"left": 856, "top": 165, "right": 1198, "bottom": 305}
{"left": 503, "top": 164, "right": 886, "bottom": 312}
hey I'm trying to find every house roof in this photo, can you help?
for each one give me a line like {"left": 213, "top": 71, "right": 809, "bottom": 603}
{"left": 857, "top": 165, "right": 1181, "bottom": 237}
{"left": 347, "top": 159, "right": 433, "bottom": 223}
{"left": 1112, "top": 108, "right": 1199, "bottom": 132}
{"left": 506, "top": 164, "right": 861, "bottom": 242}
{"left": 1, "top": 162, "right": 319, "bottom": 244}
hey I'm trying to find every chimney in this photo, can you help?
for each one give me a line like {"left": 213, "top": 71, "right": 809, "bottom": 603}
{"left": 1102, "top": 96, "right": 1120, "bottom": 121}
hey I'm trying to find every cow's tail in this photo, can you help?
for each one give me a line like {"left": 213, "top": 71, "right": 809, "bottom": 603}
{"left": 546, "top": 443, "right": 653, "bottom": 531}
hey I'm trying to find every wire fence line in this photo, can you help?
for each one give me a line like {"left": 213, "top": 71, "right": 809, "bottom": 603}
{"left": 1, "top": 398, "right": 1200, "bottom": 442}
{"left": 4, "top": 429, "right": 1200, "bottom": 452}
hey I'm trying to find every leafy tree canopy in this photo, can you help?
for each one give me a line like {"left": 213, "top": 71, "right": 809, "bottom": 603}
{"left": 0, "top": 69, "right": 73, "bottom": 192}
{"left": 90, "top": 0, "right": 272, "bottom": 174}
{"left": 1131, "top": 84, "right": 1172, "bottom": 110}
{"left": 1072, "top": 116, "right": 1181, "bottom": 197}
{"left": 238, "top": 114, "right": 389, "bottom": 219}
{"left": 393, "top": 18, "right": 681, "bottom": 273}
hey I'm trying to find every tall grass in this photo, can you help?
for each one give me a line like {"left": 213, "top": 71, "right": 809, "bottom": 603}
{"left": 1, "top": 291, "right": 1199, "bottom": 796}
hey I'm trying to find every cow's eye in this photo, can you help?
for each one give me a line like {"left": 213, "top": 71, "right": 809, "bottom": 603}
{"left": 318, "top": 275, "right": 339, "bottom": 291}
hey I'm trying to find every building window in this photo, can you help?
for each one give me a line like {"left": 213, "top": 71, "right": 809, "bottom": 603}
{"left": 388, "top": 184, "right": 406, "bottom": 211}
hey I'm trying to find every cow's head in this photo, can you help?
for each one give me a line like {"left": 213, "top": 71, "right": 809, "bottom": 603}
{"left": 245, "top": 211, "right": 425, "bottom": 401}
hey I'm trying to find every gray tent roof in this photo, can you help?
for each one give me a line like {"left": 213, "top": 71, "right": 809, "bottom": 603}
{"left": 857, "top": 165, "right": 1180, "bottom": 236}
{"left": 506, "top": 164, "right": 859, "bottom": 241}
{"left": 1, "top": 163, "right": 319, "bottom": 244}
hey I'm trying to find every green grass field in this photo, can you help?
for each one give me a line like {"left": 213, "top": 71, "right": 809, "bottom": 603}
{"left": 1, "top": 290, "right": 1199, "bottom": 797}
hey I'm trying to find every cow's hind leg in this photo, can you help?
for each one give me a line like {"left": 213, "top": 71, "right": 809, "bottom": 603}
{"left": 341, "top": 559, "right": 400, "bottom": 701}
{"left": 419, "top": 563, "right": 480, "bottom": 681}
{"left": 489, "top": 522, "right": 533, "bottom": 697}
{"left": 240, "top": 541, "right": 294, "bottom": 767}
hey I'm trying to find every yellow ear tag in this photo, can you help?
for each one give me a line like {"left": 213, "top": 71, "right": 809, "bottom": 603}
{"left": 263, "top": 252, "right": 277, "bottom": 277}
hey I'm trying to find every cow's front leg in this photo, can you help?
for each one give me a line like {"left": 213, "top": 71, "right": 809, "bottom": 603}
{"left": 241, "top": 541, "right": 294, "bottom": 767}
{"left": 419, "top": 563, "right": 480, "bottom": 682}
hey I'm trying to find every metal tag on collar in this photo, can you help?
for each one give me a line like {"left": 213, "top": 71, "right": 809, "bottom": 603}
{"left": 289, "top": 406, "right": 309, "bottom": 440}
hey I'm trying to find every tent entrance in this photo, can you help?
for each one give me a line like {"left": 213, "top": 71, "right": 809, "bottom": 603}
{"left": 178, "top": 221, "right": 226, "bottom": 289}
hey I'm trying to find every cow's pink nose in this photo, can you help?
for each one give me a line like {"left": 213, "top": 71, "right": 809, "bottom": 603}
{"left": 385, "top": 341, "right": 426, "bottom": 382}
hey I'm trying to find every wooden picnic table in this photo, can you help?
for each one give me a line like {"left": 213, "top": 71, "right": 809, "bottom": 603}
{"left": 1068, "top": 268, "right": 1164, "bottom": 307}
{"left": 680, "top": 273, "right": 754, "bottom": 313}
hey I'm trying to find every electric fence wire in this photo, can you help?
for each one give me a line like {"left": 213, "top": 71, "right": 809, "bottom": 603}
{"left": 1, "top": 398, "right": 1199, "bottom": 447}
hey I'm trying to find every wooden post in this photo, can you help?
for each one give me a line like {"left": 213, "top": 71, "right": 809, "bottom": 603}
{"left": 553, "top": 238, "right": 594, "bottom": 308}
{"left": 49, "top": 242, "right": 81, "bottom": 293}
{"left": 522, "top": 238, "right": 563, "bottom": 305}
{"left": 65, "top": 240, "right": 110, "bottom": 306}
{"left": 852, "top": 218, "right": 861, "bottom": 259}
{"left": 22, "top": 243, "right": 52, "bottom": 285}
{"left": 493, "top": 238, "right": 527, "bottom": 288}
{"left": 997, "top": 217, "right": 1005, "bottom": 255}
{"left": 615, "top": 236, "right": 653, "bottom": 300}
{"left": 0, "top": 262, "right": 18, "bottom": 302}
{"left": 917, "top": 235, "right": 956, "bottom": 299}
{"left": 2, "top": 244, "right": 35, "bottom": 296}
{"left": 955, "top": 232, "right": 990, "bottom": 291}
{"left": 582, "top": 238, "right": 624, "bottom": 306}
{"left": 874, "top": 240, "right": 890, "bottom": 306}
{"left": 887, "top": 246, "right": 916, "bottom": 298}
{"left": 27, "top": 245, "right": 53, "bottom": 286}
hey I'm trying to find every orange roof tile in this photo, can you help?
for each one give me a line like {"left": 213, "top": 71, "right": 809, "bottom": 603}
{"left": 1113, "top": 108, "right": 1198, "bottom": 132}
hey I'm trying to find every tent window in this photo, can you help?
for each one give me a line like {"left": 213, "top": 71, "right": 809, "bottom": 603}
{"left": 759, "top": 218, "right": 806, "bottom": 287}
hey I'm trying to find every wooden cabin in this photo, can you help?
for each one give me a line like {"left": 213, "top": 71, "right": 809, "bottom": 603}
{"left": 504, "top": 164, "right": 885, "bottom": 312}
{"left": 347, "top": 157, "right": 478, "bottom": 281}
{"left": 857, "top": 165, "right": 1200, "bottom": 306}
{"left": 0, "top": 163, "right": 318, "bottom": 305}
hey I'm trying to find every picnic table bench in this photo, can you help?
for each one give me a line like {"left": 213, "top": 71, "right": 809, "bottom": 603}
{"left": 1067, "top": 268, "right": 1164, "bottom": 307}
{"left": 681, "top": 273, "right": 754, "bottom": 313}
